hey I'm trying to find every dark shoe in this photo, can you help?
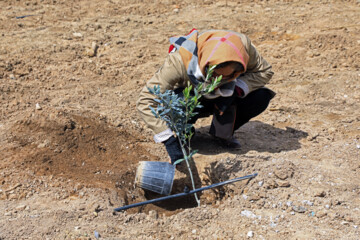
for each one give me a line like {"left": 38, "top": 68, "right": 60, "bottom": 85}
{"left": 223, "top": 137, "right": 242, "bottom": 149}
{"left": 211, "top": 135, "right": 241, "bottom": 150}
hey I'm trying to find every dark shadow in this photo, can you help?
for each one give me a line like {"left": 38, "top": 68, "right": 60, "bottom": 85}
{"left": 203, "top": 159, "right": 243, "bottom": 185}
{"left": 141, "top": 160, "right": 202, "bottom": 211}
{"left": 141, "top": 189, "right": 198, "bottom": 211}
{"left": 127, "top": 121, "right": 307, "bottom": 212}
{"left": 192, "top": 121, "right": 308, "bottom": 155}
{"left": 202, "top": 159, "right": 244, "bottom": 200}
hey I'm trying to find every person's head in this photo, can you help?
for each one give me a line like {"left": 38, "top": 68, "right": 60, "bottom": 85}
{"left": 212, "top": 61, "right": 244, "bottom": 81}
{"left": 196, "top": 31, "right": 249, "bottom": 82}
{"left": 171, "top": 30, "right": 249, "bottom": 83}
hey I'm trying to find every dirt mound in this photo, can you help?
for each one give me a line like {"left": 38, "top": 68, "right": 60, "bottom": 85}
{"left": 3, "top": 109, "right": 217, "bottom": 215}
{"left": 1, "top": 109, "right": 163, "bottom": 216}
{"left": 6, "top": 109, "right": 150, "bottom": 187}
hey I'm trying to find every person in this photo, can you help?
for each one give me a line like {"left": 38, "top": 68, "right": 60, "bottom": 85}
{"left": 137, "top": 29, "right": 275, "bottom": 164}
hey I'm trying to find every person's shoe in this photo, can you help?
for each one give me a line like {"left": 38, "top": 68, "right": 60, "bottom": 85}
{"left": 223, "top": 137, "right": 242, "bottom": 149}
{"left": 211, "top": 134, "right": 241, "bottom": 150}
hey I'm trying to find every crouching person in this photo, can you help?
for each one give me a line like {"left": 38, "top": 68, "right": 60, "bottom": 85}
{"left": 137, "top": 29, "right": 275, "bottom": 164}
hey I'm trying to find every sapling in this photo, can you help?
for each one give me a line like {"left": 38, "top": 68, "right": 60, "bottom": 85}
{"left": 148, "top": 65, "right": 222, "bottom": 206}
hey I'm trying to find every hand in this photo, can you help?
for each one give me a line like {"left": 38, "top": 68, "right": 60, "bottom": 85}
{"left": 163, "top": 136, "right": 183, "bottom": 165}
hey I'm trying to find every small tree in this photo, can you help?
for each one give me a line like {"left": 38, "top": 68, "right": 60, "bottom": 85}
{"left": 148, "top": 65, "right": 221, "bottom": 206}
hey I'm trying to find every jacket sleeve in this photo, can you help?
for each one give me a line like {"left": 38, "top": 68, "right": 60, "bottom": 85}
{"left": 136, "top": 52, "right": 187, "bottom": 142}
{"left": 236, "top": 37, "right": 274, "bottom": 97}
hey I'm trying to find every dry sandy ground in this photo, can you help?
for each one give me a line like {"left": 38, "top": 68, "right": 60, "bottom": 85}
{"left": 1, "top": 0, "right": 360, "bottom": 239}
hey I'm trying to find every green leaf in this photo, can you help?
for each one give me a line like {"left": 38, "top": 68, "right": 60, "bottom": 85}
{"left": 189, "top": 149, "right": 199, "bottom": 158}
{"left": 174, "top": 158, "right": 184, "bottom": 165}
{"left": 183, "top": 88, "right": 189, "bottom": 99}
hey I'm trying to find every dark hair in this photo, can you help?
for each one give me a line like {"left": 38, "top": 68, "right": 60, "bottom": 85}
{"left": 215, "top": 61, "right": 244, "bottom": 72}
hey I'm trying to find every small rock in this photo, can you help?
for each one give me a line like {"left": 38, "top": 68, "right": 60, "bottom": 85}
{"left": 274, "top": 170, "right": 288, "bottom": 180}
{"left": 292, "top": 206, "right": 306, "bottom": 213}
{"left": 327, "top": 127, "right": 336, "bottom": 134}
{"left": 16, "top": 205, "right": 26, "bottom": 211}
{"left": 37, "top": 142, "right": 48, "bottom": 148}
{"left": 4, "top": 212, "right": 12, "bottom": 216}
{"left": 265, "top": 179, "right": 278, "bottom": 189}
{"left": 85, "top": 48, "right": 96, "bottom": 57}
{"left": 147, "top": 210, "right": 158, "bottom": 220}
{"left": 9, "top": 74, "right": 16, "bottom": 80}
{"left": 241, "top": 210, "right": 258, "bottom": 219}
{"left": 344, "top": 215, "right": 354, "bottom": 222}
{"left": 276, "top": 180, "right": 290, "bottom": 187}
{"left": 316, "top": 210, "right": 327, "bottom": 218}
{"left": 328, "top": 212, "right": 339, "bottom": 220}
{"left": 54, "top": 147, "right": 62, "bottom": 153}
{"left": 84, "top": 42, "right": 98, "bottom": 57}
{"left": 341, "top": 221, "right": 350, "bottom": 226}
{"left": 91, "top": 42, "right": 98, "bottom": 51}
{"left": 94, "top": 230, "right": 100, "bottom": 239}
{"left": 302, "top": 200, "right": 314, "bottom": 206}
{"left": 247, "top": 231, "right": 254, "bottom": 238}
{"left": 314, "top": 189, "right": 326, "bottom": 197}
{"left": 173, "top": 8, "right": 179, "bottom": 13}
{"left": 259, "top": 191, "right": 267, "bottom": 199}
{"left": 35, "top": 103, "right": 42, "bottom": 110}
{"left": 73, "top": 32, "right": 83, "bottom": 37}
{"left": 258, "top": 181, "right": 263, "bottom": 187}
{"left": 74, "top": 226, "right": 80, "bottom": 230}
{"left": 249, "top": 193, "right": 260, "bottom": 201}
{"left": 192, "top": 229, "right": 197, "bottom": 234}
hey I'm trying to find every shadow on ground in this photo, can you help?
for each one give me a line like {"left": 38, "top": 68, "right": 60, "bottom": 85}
{"left": 192, "top": 120, "right": 308, "bottom": 155}
{"left": 115, "top": 121, "right": 307, "bottom": 213}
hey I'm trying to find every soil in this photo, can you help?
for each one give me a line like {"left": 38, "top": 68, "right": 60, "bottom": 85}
{"left": 1, "top": 0, "right": 360, "bottom": 239}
